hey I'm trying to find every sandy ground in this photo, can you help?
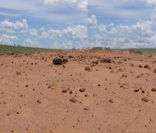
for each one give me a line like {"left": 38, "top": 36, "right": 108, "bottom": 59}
{"left": 0, "top": 50, "right": 156, "bottom": 133}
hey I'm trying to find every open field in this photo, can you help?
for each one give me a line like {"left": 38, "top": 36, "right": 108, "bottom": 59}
{"left": 0, "top": 45, "right": 156, "bottom": 133}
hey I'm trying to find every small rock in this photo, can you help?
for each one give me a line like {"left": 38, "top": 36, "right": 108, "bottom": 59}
{"left": 79, "top": 88, "right": 86, "bottom": 92}
{"left": 83, "top": 107, "right": 89, "bottom": 111}
{"left": 53, "top": 57, "right": 63, "bottom": 65}
{"left": 85, "top": 66, "right": 91, "bottom": 71}
{"left": 151, "top": 88, "right": 156, "bottom": 92}
{"left": 37, "top": 100, "right": 41, "bottom": 104}
{"left": 62, "top": 89, "right": 68, "bottom": 93}
{"left": 121, "top": 74, "right": 127, "bottom": 78}
{"left": 134, "top": 89, "right": 139, "bottom": 92}
{"left": 69, "top": 97, "right": 78, "bottom": 103}
{"left": 97, "top": 84, "right": 101, "bottom": 86}
{"left": 84, "top": 94, "right": 88, "bottom": 97}
{"left": 69, "top": 91, "right": 73, "bottom": 94}
{"left": 16, "top": 111, "right": 21, "bottom": 114}
{"left": 62, "top": 65, "right": 66, "bottom": 68}
{"left": 138, "top": 65, "right": 143, "bottom": 68}
{"left": 6, "top": 113, "right": 10, "bottom": 116}
{"left": 47, "top": 84, "right": 54, "bottom": 90}
{"left": 141, "top": 97, "right": 149, "bottom": 102}
{"left": 16, "top": 71, "right": 21, "bottom": 76}
{"left": 68, "top": 55, "right": 74, "bottom": 58}
{"left": 62, "top": 58, "right": 68, "bottom": 63}
{"left": 10, "top": 130, "right": 14, "bottom": 133}
{"left": 99, "top": 58, "right": 112, "bottom": 63}
{"left": 144, "top": 65, "right": 150, "bottom": 69}
{"left": 25, "top": 85, "right": 29, "bottom": 87}
{"left": 109, "top": 99, "right": 113, "bottom": 103}
{"left": 92, "top": 60, "right": 98, "bottom": 65}
{"left": 142, "top": 90, "right": 145, "bottom": 94}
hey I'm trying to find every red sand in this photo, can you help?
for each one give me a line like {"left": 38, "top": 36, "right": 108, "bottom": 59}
{"left": 0, "top": 50, "right": 156, "bottom": 133}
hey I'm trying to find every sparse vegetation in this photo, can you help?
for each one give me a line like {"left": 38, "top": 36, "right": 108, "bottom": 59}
{"left": 134, "top": 48, "right": 156, "bottom": 54}
{"left": 127, "top": 48, "right": 156, "bottom": 54}
{"left": 0, "top": 44, "right": 59, "bottom": 54}
{"left": 91, "top": 47, "right": 104, "bottom": 50}
{"left": 115, "top": 48, "right": 156, "bottom": 54}
{"left": 0, "top": 44, "right": 156, "bottom": 54}
{"left": 91, "top": 47, "right": 111, "bottom": 51}
{"left": 128, "top": 49, "right": 143, "bottom": 54}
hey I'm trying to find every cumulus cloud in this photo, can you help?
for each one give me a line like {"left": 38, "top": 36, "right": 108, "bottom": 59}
{"left": 0, "top": 19, "right": 28, "bottom": 32}
{"left": 0, "top": 34, "right": 17, "bottom": 44}
{"left": 0, "top": 0, "right": 156, "bottom": 48}
{"left": 77, "top": 0, "right": 88, "bottom": 11}
{"left": 0, "top": 34, "right": 17, "bottom": 40}
{"left": 29, "top": 28, "right": 38, "bottom": 36}
{"left": 87, "top": 19, "right": 156, "bottom": 48}
{"left": 88, "top": 14, "right": 97, "bottom": 26}
{"left": 40, "top": 25, "right": 88, "bottom": 39}
{"left": 0, "top": 17, "right": 156, "bottom": 48}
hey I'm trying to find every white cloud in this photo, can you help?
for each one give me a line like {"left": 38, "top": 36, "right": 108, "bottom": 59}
{"left": 29, "top": 28, "right": 38, "bottom": 36}
{"left": 0, "top": 0, "right": 156, "bottom": 48}
{"left": 0, "top": 34, "right": 17, "bottom": 44}
{"left": 150, "top": 34, "right": 156, "bottom": 44}
{"left": 64, "top": 25, "right": 88, "bottom": 38}
{"left": 88, "top": 14, "right": 97, "bottom": 26}
{"left": 44, "top": 0, "right": 61, "bottom": 4}
{"left": 0, "top": 34, "right": 17, "bottom": 40}
{"left": 87, "top": 19, "right": 156, "bottom": 48}
{"left": 77, "top": 0, "right": 88, "bottom": 11}
{"left": 43, "top": 0, "right": 88, "bottom": 11}
{"left": 40, "top": 25, "right": 88, "bottom": 39}
{"left": 0, "top": 19, "right": 28, "bottom": 32}
{"left": 1, "top": 17, "right": 156, "bottom": 48}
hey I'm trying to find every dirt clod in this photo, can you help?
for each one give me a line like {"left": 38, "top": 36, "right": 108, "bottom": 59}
{"left": 37, "top": 100, "right": 41, "bottom": 104}
{"left": 79, "top": 88, "right": 86, "bottom": 92}
{"left": 62, "top": 89, "right": 68, "bottom": 93}
{"left": 98, "top": 58, "right": 112, "bottom": 63}
{"left": 141, "top": 97, "right": 149, "bottom": 102}
{"left": 85, "top": 66, "right": 91, "bottom": 71}
{"left": 151, "top": 88, "right": 156, "bottom": 92}
{"left": 25, "top": 85, "right": 29, "bottom": 87}
{"left": 53, "top": 57, "right": 63, "bottom": 65}
{"left": 69, "top": 97, "right": 78, "bottom": 103}
{"left": 144, "top": 65, "right": 150, "bottom": 69}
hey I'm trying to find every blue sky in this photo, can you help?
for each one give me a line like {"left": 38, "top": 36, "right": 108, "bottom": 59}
{"left": 0, "top": 0, "right": 156, "bottom": 48}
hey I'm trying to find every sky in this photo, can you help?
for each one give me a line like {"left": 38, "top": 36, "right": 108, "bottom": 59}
{"left": 0, "top": 0, "right": 156, "bottom": 48}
